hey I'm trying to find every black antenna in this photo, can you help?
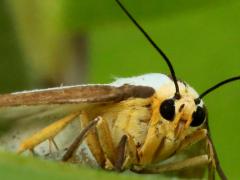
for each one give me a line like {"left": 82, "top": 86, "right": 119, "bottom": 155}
{"left": 195, "top": 76, "right": 240, "bottom": 103}
{"left": 115, "top": 0, "right": 180, "bottom": 99}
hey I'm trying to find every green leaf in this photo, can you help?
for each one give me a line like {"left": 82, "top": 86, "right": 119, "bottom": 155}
{"left": 0, "top": 151, "right": 169, "bottom": 180}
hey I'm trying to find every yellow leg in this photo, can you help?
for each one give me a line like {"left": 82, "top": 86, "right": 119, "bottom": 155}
{"left": 115, "top": 134, "right": 139, "bottom": 171}
{"left": 135, "top": 154, "right": 209, "bottom": 173}
{"left": 176, "top": 129, "right": 226, "bottom": 180}
{"left": 62, "top": 117, "right": 100, "bottom": 162}
{"left": 96, "top": 117, "right": 117, "bottom": 167}
{"left": 95, "top": 116, "right": 137, "bottom": 170}
{"left": 80, "top": 112, "right": 105, "bottom": 167}
{"left": 177, "top": 129, "right": 207, "bottom": 152}
{"left": 96, "top": 118, "right": 133, "bottom": 171}
{"left": 138, "top": 97, "right": 164, "bottom": 165}
{"left": 123, "top": 134, "right": 137, "bottom": 168}
{"left": 147, "top": 128, "right": 223, "bottom": 179}
{"left": 106, "top": 134, "right": 138, "bottom": 171}
{"left": 17, "top": 112, "right": 80, "bottom": 154}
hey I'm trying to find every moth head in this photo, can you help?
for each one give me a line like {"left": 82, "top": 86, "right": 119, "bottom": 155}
{"left": 156, "top": 81, "right": 206, "bottom": 139}
{"left": 115, "top": 0, "right": 240, "bottom": 140}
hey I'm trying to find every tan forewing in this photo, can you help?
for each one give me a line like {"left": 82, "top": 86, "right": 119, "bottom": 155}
{"left": 0, "top": 84, "right": 154, "bottom": 151}
{"left": 0, "top": 84, "right": 155, "bottom": 107}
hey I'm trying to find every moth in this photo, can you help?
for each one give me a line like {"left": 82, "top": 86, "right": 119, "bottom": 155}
{"left": 0, "top": 0, "right": 239, "bottom": 179}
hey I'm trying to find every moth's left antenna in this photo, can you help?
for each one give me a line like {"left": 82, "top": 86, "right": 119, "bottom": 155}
{"left": 115, "top": 0, "right": 180, "bottom": 99}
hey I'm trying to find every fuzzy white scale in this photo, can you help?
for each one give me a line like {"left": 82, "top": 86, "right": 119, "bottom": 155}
{"left": 111, "top": 73, "right": 171, "bottom": 90}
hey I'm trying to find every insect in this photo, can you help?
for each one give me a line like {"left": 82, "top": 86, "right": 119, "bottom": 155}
{"left": 0, "top": 0, "right": 239, "bottom": 179}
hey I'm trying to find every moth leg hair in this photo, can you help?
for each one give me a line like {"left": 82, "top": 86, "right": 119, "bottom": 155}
{"left": 80, "top": 112, "right": 105, "bottom": 168}
{"left": 51, "top": 138, "right": 59, "bottom": 151}
{"left": 133, "top": 154, "right": 209, "bottom": 174}
{"left": 17, "top": 112, "right": 80, "bottom": 154}
{"left": 48, "top": 138, "right": 59, "bottom": 154}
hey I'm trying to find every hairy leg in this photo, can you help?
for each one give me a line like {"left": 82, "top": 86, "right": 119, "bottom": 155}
{"left": 48, "top": 138, "right": 59, "bottom": 153}
{"left": 123, "top": 134, "right": 138, "bottom": 168}
{"left": 134, "top": 154, "right": 209, "bottom": 174}
{"left": 17, "top": 112, "right": 80, "bottom": 154}
{"left": 134, "top": 129, "right": 211, "bottom": 177}
{"left": 138, "top": 98, "right": 165, "bottom": 165}
{"left": 96, "top": 117, "right": 116, "bottom": 167}
{"left": 62, "top": 117, "right": 100, "bottom": 161}
{"left": 80, "top": 112, "right": 105, "bottom": 167}
{"left": 177, "top": 129, "right": 207, "bottom": 152}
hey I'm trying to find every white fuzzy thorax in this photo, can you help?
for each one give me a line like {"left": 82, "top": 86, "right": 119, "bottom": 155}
{"left": 111, "top": 73, "right": 172, "bottom": 90}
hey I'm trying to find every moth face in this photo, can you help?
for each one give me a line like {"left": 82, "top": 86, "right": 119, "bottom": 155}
{"left": 156, "top": 81, "right": 206, "bottom": 139}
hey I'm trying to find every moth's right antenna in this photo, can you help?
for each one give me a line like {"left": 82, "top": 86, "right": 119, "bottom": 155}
{"left": 195, "top": 76, "right": 240, "bottom": 104}
{"left": 115, "top": 0, "right": 180, "bottom": 99}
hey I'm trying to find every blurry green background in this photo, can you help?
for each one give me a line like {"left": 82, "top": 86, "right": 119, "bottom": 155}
{"left": 0, "top": 0, "right": 240, "bottom": 179}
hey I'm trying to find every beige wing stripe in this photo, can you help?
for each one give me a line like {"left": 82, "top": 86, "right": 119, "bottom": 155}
{"left": 0, "top": 85, "right": 155, "bottom": 107}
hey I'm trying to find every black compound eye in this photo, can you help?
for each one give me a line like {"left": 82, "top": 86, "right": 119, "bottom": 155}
{"left": 160, "top": 99, "right": 175, "bottom": 121}
{"left": 191, "top": 106, "right": 206, "bottom": 127}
